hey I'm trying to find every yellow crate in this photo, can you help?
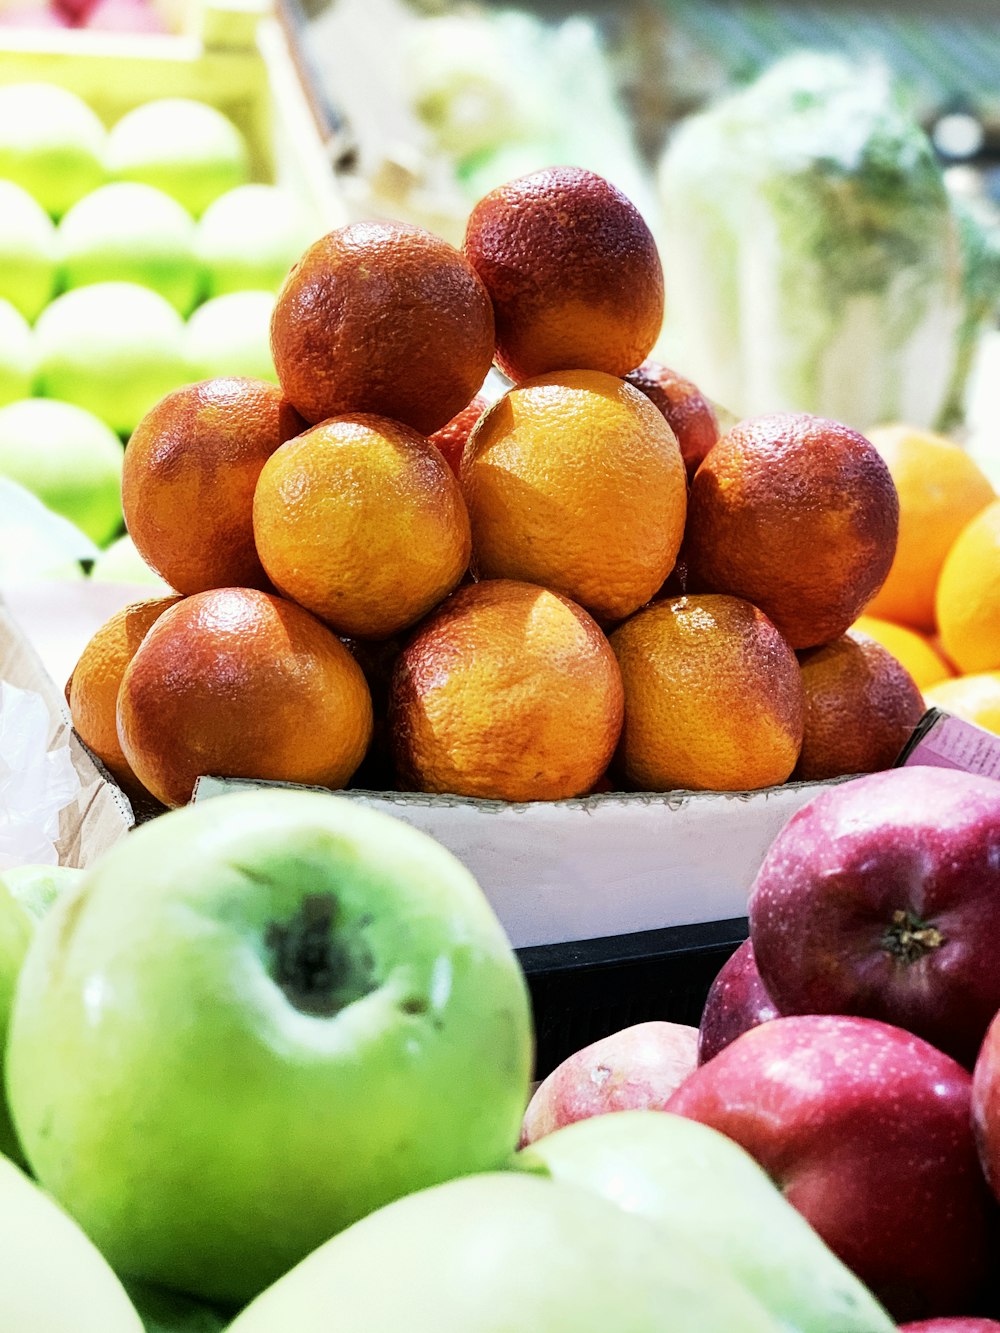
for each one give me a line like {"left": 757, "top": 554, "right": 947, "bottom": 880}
{"left": 0, "top": 3, "right": 347, "bottom": 232}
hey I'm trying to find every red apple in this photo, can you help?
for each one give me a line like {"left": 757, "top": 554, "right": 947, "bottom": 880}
{"left": 748, "top": 767, "right": 1000, "bottom": 1067}
{"left": 901, "top": 1322, "right": 1000, "bottom": 1331}
{"left": 972, "top": 1011, "right": 1000, "bottom": 1204}
{"left": 698, "top": 938, "right": 779, "bottom": 1064}
{"left": 624, "top": 360, "right": 718, "bottom": 479}
{"left": 666, "top": 1014, "right": 994, "bottom": 1322}
{"left": 520, "top": 1022, "right": 698, "bottom": 1148}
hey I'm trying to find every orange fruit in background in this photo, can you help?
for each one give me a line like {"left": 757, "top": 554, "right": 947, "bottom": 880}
{"left": 122, "top": 378, "right": 306, "bottom": 595}
{"left": 936, "top": 500, "right": 1000, "bottom": 674}
{"left": 428, "top": 392, "right": 490, "bottom": 477}
{"left": 795, "top": 630, "right": 926, "bottom": 782}
{"left": 462, "top": 371, "right": 686, "bottom": 622}
{"left": 685, "top": 413, "right": 899, "bottom": 650}
{"left": 853, "top": 615, "right": 953, "bottom": 690}
{"left": 253, "top": 414, "right": 471, "bottom": 640}
{"left": 464, "top": 167, "right": 663, "bottom": 382}
{"left": 270, "top": 220, "right": 495, "bottom": 434}
{"left": 864, "top": 424, "right": 995, "bottom": 631}
{"left": 609, "top": 594, "right": 804, "bottom": 793}
{"left": 390, "top": 579, "right": 624, "bottom": 802}
{"left": 69, "top": 594, "right": 182, "bottom": 800}
{"left": 924, "top": 674, "right": 1000, "bottom": 735}
{"left": 117, "top": 588, "right": 373, "bottom": 808}
{"left": 625, "top": 359, "right": 718, "bottom": 479}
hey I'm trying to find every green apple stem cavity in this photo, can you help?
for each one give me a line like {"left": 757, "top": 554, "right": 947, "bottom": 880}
{"left": 881, "top": 909, "right": 945, "bottom": 965}
{"left": 263, "top": 891, "right": 377, "bottom": 1017}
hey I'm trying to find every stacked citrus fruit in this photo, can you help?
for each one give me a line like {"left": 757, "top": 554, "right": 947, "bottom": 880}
{"left": 844, "top": 424, "right": 1000, "bottom": 737}
{"left": 70, "top": 165, "right": 925, "bottom": 810}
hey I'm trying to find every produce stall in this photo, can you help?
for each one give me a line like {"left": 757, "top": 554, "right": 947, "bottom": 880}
{"left": 3, "top": 0, "right": 1000, "bottom": 1330}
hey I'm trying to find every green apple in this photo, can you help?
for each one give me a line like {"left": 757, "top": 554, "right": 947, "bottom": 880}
{"left": 0, "top": 299, "right": 35, "bottom": 407}
{"left": 0, "top": 1155, "right": 142, "bottom": 1331}
{"left": 7, "top": 789, "right": 534, "bottom": 1305}
{"left": 0, "top": 399, "right": 123, "bottom": 545}
{"left": 90, "top": 533, "right": 172, "bottom": 590}
{"left": 0, "top": 82, "right": 105, "bottom": 218}
{"left": 228, "top": 1172, "right": 782, "bottom": 1333}
{"left": 196, "top": 185, "right": 316, "bottom": 297}
{"left": 0, "top": 883, "right": 32, "bottom": 1160}
{"left": 123, "top": 1282, "right": 229, "bottom": 1333}
{"left": 59, "top": 183, "right": 201, "bottom": 316}
{"left": 1, "top": 863, "right": 84, "bottom": 923}
{"left": 105, "top": 99, "right": 250, "bottom": 218}
{"left": 0, "top": 181, "right": 58, "bottom": 321}
{"left": 185, "top": 290, "right": 276, "bottom": 382}
{"left": 520, "top": 1110, "right": 896, "bottom": 1333}
{"left": 34, "top": 282, "right": 191, "bottom": 436}
{"left": 0, "top": 866, "right": 82, "bottom": 1161}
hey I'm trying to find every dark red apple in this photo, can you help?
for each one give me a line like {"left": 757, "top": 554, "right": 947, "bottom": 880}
{"left": 665, "top": 1014, "right": 993, "bottom": 1322}
{"left": 972, "top": 1011, "right": 1000, "bottom": 1205}
{"left": 748, "top": 767, "right": 1000, "bottom": 1067}
{"left": 520, "top": 1021, "right": 698, "bottom": 1147}
{"left": 698, "top": 938, "right": 780, "bottom": 1064}
{"left": 901, "top": 1321, "right": 1000, "bottom": 1331}
{"left": 625, "top": 360, "right": 718, "bottom": 479}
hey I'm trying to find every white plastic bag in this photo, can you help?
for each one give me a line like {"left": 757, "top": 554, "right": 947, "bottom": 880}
{"left": 0, "top": 681, "right": 79, "bottom": 867}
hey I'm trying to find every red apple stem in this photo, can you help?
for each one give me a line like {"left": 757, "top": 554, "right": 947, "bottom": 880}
{"left": 880, "top": 908, "right": 945, "bottom": 965}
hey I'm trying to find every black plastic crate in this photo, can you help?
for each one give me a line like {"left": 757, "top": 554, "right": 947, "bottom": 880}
{"left": 517, "top": 916, "right": 748, "bottom": 1079}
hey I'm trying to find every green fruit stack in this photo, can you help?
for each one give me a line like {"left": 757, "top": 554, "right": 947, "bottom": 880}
{"left": 0, "top": 80, "right": 319, "bottom": 553}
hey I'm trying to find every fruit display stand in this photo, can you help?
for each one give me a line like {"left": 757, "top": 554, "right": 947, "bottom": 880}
{"left": 0, "top": 0, "right": 346, "bottom": 231}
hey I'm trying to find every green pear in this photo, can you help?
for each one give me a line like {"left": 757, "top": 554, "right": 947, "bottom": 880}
{"left": 0, "top": 865, "right": 81, "bottom": 1161}
{"left": 196, "top": 185, "right": 316, "bottom": 297}
{"left": 185, "top": 290, "right": 276, "bottom": 382}
{"left": 34, "top": 282, "right": 191, "bottom": 437}
{"left": 520, "top": 1110, "right": 896, "bottom": 1333}
{"left": 105, "top": 99, "right": 250, "bottom": 218}
{"left": 0, "top": 299, "right": 35, "bottom": 408}
{"left": 0, "top": 398, "right": 123, "bottom": 545}
{"left": 228, "top": 1172, "right": 783, "bottom": 1332}
{"left": 123, "top": 1281, "right": 229, "bottom": 1333}
{"left": 0, "top": 82, "right": 105, "bottom": 219}
{"left": 0, "top": 1155, "right": 142, "bottom": 1331}
{"left": 7, "top": 790, "right": 534, "bottom": 1306}
{"left": 59, "top": 183, "right": 201, "bottom": 316}
{"left": 0, "top": 182, "right": 57, "bottom": 322}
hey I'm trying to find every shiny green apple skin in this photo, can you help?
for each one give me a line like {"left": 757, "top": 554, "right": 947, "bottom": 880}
{"left": 0, "top": 1154, "right": 142, "bottom": 1332}
{"left": 123, "top": 1281, "right": 229, "bottom": 1333}
{"left": 520, "top": 1110, "right": 896, "bottom": 1333}
{"left": 7, "top": 790, "right": 533, "bottom": 1306}
{"left": 228, "top": 1172, "right": 784, "bottom": 1333}
{"left": 0, "top": 863, "right": 84, "bottom": 922}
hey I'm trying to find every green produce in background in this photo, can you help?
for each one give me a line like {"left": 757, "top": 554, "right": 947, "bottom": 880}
{"left": 520, "top": 1110, "right": 896, "bottom": 1333}
{"left": 939, "top": 194, "right": 1000, "bottom": 432}
{"left": 0, "top": 1155, "right": 143, "bottom": 1332}
{"left": 0, "top": 181, "right": 58, "bottom": 322}
{"left": 0, "top": 399, "right": 123, "bottom": 545}
{"left": 90, "top": 533, "right": 172, "bottom": 590}
{"left": 59, "top": 183, "right": 201, "bottom": 316}
{"left": 228, "top": 1173, "right": 785, "bottom": 1333}
{"left": 6, "top": 790, "right": 534, "bottom": 1305}
{"left": 186, "top": 290, "right": 277, "bottom": 383}
{"left": 105, "top": 99, "right": 251, "bottom": 218}
{"left": 0, "top": 300, "right": 35, "bottom": 408}
{"left": 196, "top": 184, "right": 316, "bottom": 297}
{"left": 657, "top": 53, "right": 982, "bottom": 433}
{"left": 0, "top": 82, "right": 105, "bottom": 219}
{"left": 35, "top": 281, "right": 190, "bottom": 437}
